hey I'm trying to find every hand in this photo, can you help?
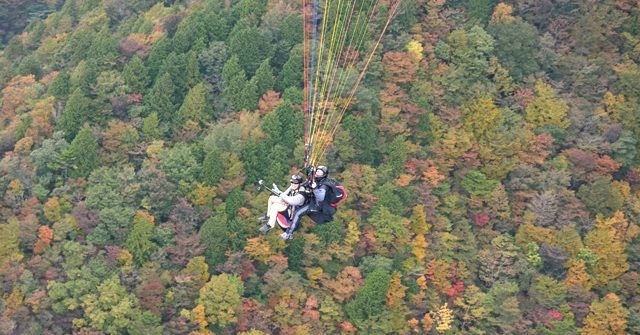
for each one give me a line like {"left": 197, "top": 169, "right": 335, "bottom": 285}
{"left": 272, "top": 184, "right": 282, "bottom": 196}
{"left": 310, "top": 181, "right": 317, "bottom": 189}
{"left": 279, "top": 231, "right": 293, "bottom": 240}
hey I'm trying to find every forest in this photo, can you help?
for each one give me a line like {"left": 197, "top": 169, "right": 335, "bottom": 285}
{"left": 0, "top": 0, "right": 640, "bottom": 334}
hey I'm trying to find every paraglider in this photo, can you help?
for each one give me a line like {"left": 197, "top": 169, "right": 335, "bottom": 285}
{"left": 256, "top": 0, "right": 402, "bottom": 239}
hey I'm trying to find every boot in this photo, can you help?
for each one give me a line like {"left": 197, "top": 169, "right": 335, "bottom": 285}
{"left": 259, "top": 224, "right": 273, "bottom": 234}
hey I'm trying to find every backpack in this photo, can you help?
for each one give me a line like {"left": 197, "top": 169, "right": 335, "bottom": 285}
{"left": 320, "top": 179, "right": 348, "bottom": 207}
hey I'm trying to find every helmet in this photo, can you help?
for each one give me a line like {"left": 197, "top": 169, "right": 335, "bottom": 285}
{"left": 290, "top": 174, "right": 303, "bottom": 184}
{"left": 316, "top": 165, "right": 328, "bottom": 177}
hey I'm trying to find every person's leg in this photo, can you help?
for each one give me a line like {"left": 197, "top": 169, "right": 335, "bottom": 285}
{"left": 267, "top": 195, "right": 280, "bottom": 214}
{"left": 281, "top": 205, "right": 310, "bottom": 239}
{"left": 261, "top": 196, "right": 283, "bottom": 222}
{"left": 267, "top": 202, "right": 288, "bottom": 228}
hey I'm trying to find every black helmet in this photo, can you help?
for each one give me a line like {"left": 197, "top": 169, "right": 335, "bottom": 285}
{"left": 316, "top": 165, "right": 328, "bottom": 177}
{"left": 290, "top": 174, "right": 303, "bottom": 184}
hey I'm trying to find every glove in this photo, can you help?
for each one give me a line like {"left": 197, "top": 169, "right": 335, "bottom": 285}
{"left": 305, "top": 166, "right": 315, "bottom": 177}
{"left": 309, "top": 181, "right": 317, "bottom": 189}
{"left": 272, "top": 184, "right": 282, "bottom": 196}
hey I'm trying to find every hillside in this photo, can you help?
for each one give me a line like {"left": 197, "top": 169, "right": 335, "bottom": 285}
{"left": 1, "top": 0, "right": 640, "bottom": 334}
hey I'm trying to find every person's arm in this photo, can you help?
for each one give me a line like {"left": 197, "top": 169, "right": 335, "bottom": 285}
{"left": 279, "top": 193, "right": 305, "bottom": 206}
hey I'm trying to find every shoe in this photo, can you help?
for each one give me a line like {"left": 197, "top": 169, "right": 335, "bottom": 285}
{"left": 258, "top": 215, "right": 269, "bottom": 223}
{"left": 279, "top": 231, "right": 293, "bottom": 240}
{"left": 259, "top": 224, "right": 273, "bottom": 234}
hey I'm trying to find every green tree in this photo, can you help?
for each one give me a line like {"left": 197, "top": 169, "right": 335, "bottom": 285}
{"left": 142, "top": 112, "right": 162, "bottom": 140}
{"left": 200, "top": 208, "right": 231, "bottom": 267}
{"left": 124, "top": 211, "right": 157, "bottom": 266}
{"left": 59, "top": 123, "right": 98, "bottom": 178}
{"left": 461, "top": 170, "right": 498, "bottom": 197}
{"left": 178, "top": 82, "right": 210, "bottom": 125}
{"left": 57, "top": 88, "right": 92, "bottom": 140}
{"left": 530, "top": 275, "right": 567, "bottom": 309}
{"left": 222, "top": 55, "right": 251, "bottom": 112}
{"left": 123, "top": 55, "right": 149, "bottom": 93}
{"left": 577, "top": 176, "right": 625, "bottom": 216}
{"left": 488, "top": 16, "right": 540, "bottom": 81}
{"left": 145, "top": 72, "right": 176, "bottom": 124}
{"left": 0, "top": 219, "right": 21, "bottom": 264}
{"left": 228, "top": 22, "right": 271, "bottom": 76}
{"left": 261, "top": 101, "right": 304, "bottom": 150}
{"left": 146, "top": 36, "right": 171, "bottom": 81}
{"left": 345, "top": 268, "right": 392, "bottom": 330}
{"left": 342, "top": 114, "right": 381, "bottom": 165}
{"left": 70, "top": 59, "right": 98, "bottom": 95}
{"left": 81, "top": 275, "right": 161, "bottom": 334}
{"left": 48, "top": 72, "right": 70, "bottom": 99}
{"left": 197, "top": 273, "right": 244, "bottom": 329}
{"left": 251, "top": 58, "right": 275, "bottom": 97}
{"left": 277, "top": 45, "right": 303, "bottom": 91}
{"left": 481, "top": 281, "right": 526, "bottom": 334}
{"left": 158, "top": 52, "right": 188, "bottom": 102}
{"left": 202, "top": 149, "right": 224, "bottom": 187}
{"left": 185, "top": 50, "right": 202, "bottom": 88}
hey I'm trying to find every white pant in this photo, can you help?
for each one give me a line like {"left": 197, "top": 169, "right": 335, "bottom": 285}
{"left": 266, "top": 195, "right": 288, "bottom": 228}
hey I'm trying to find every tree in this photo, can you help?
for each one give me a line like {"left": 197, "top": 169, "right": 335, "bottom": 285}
{"left": 199, "top": 208, "right": 231, "bottom": 267}
{"left": 222, "top": 55, "right": 252, "bottom": 112}
{"left": 102, "top": 120, "right": 138, "bottom": 164}
{"left": 251, "top": 58, "right": 274, "bottom": 97}
{"left": 488, "top": 8, "right": 540, "bottom": 81}
{"left": 124, "top": 211, "right": 156, "bottom": 266}
{"left": 577, "top": 176, "right": 625, "bottom": 217}
{"left": 80, "top": 275, "right": 161, "bottom": 334}
{"left": 345, "top": 268, "right": 392, "bottom": 330}
{"left": 228, "top": 23, "right": 271, "bottom": 76}
{"left": 530, "top": 276, "right": 567, "bottom": 309}
{"left": 178, "top": 82, "right": 210, "bottom": 125}
{"left": 123, "top": 55, "right": 149, "bottom": 93}
{"left": 461, "top": 170, "right": 498, "bottom": 197}
{"left": 580, "top": 293, "right": 629, "bottom": 335}
{"left": 145, "top": 72, "right": 177, "bottom": 124}
{"left": 0, "top": 219, "right": 21, "bottom": 265}
{"left": 197, "top": 273, "right": 244, "bottom": 329}
{"left": 202, "top": 149, "right": 224, "bottom": 187}
{"left": 584, "top": 213, "right": 631, "bottom": 287}
{"left": 59, "top": 123, "right": 98, "bottom": 178}
{"left": 57, "top": 88, "right": 92, "bottom": 140}
{"left": 277, "top": 45, "right": 303, "bottom": 91}
{"left": 260, "top": 101, "right": 303, "bottom": 151}
{"left": 482, "top": 281, "right": 527, "bottom": 334}
{"left": 525, "top": 80, "right": 569, "bottom": 129}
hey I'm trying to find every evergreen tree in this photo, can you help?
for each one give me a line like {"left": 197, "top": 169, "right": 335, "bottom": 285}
{"left": 345, "top": 268, "right": 392, "bottom": 330}
{"left": 277, "top": 45, "right": 303, "bottom": 91}
{"left": 57, "top": 88, "right": 92, "bottom": 140}
{"left": 251, "top": 58, "right": 275, "bottom": 97}
{"left": 124, "top": 211, "right": 157, "bottom": 266}
{"left": 59, "top": 123, "right": 98, "bottom": 178}
{"left": 202, "top": 149, "right": 224, "bottom": 186}
{"left": 123, "top": 55, "right": 149, "bottom": 93}
{"left": 178, "top": 82, "right": 210, "bottom": 125}
{"left": 222, "top": 55, "right": 249, "bottom": 112}
{"left": 228, "top": 23, "right": 271, "bottom": 76}
{"left": 145, "top": 72, "right": 177, "bottom": 124}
